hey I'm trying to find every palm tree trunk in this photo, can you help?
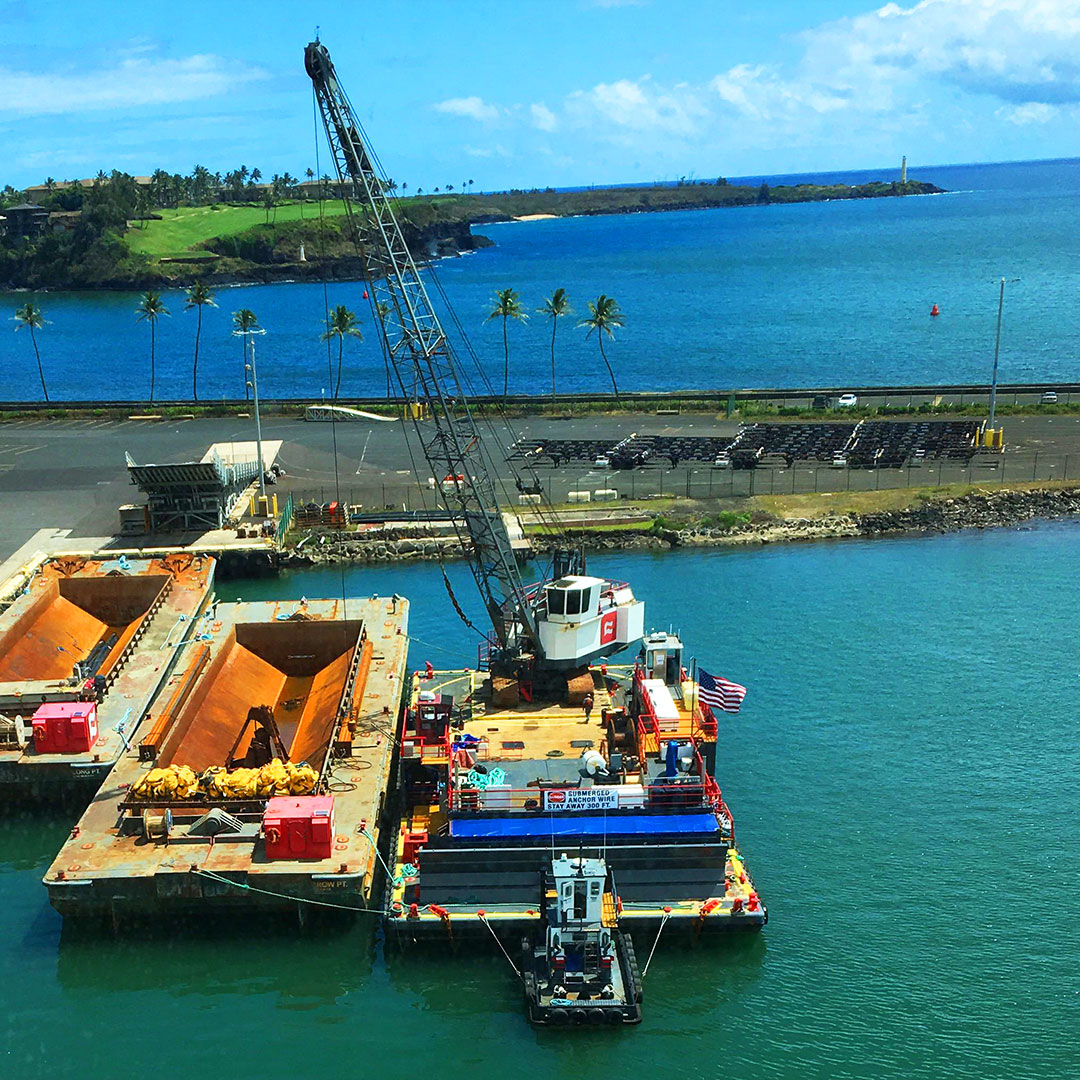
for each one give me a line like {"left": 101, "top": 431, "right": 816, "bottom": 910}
{"left": 550, "top": 319, "right": 557, "bottom": 408}
{"left": 193, "top": 307, "right": 202, "bottom": 401}
{"left": 598, "top": 335, "right": 618, "bottom": 401}
{"left": 30, "top": 326, "right": 48, "bottom": 402}
{"left": 503, "top": 316, "right": 509, "bottom": 400}
{"left": 335, "top": 336, "right": 343, "bottom": 398}
{"left": 149, "top": 321, "right": 156, "bottom": 405}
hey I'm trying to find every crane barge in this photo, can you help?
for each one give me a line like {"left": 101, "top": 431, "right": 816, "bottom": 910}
{"left": 306, "top": 38, "right": 765, "bottom": 1027}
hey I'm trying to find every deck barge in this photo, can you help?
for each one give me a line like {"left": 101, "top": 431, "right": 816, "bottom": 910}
{"left": 0, "top": 554, "right": 215, "bottom": 800}
{"left": 44, "top": 595, "right": 409, "bottom": 922}
{"left": 387, "top": 631, "right": 765, "bottom": 950}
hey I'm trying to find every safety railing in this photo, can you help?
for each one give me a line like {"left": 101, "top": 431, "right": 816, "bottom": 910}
{"left": 400, "top": 730, "right": 451, "bottom": 762}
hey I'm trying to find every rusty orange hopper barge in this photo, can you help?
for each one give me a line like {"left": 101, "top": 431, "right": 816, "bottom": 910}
{"left": 0, "top": 554, "right": 214, "bottom": 800}
{"left": 45, "top": 595, "right": 409, "bottom": 924}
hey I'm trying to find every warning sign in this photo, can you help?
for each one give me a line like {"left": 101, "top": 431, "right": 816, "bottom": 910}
{"left": 543, "top": 787, "right": 619, "bottom": 812}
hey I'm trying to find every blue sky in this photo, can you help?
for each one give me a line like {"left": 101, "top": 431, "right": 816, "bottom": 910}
{"left": 3, "top": 0, "right": 1078, "bottom": 190}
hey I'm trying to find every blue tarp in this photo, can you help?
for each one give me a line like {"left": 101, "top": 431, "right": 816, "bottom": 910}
{"left": 449, "top": 813, "right": 720, "bottom": 839}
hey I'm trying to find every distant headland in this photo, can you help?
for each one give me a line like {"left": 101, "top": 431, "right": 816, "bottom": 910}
{"left": 0, "top": 172, "right": 944, "bottom": 291}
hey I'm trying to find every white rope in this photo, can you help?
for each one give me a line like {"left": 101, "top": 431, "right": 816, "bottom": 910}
{"left": 641, "top": 911, "right": 671, "bottom": 978}
{"left": 478, "top": 913, "right": 523, "bottom": 981}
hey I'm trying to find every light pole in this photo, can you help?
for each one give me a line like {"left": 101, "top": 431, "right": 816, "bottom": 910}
{"left": 988, "top": 277, "right": 1005, "bottom": 432}
{"left": 233, "top": 325, "right": 267, "bottom": 503}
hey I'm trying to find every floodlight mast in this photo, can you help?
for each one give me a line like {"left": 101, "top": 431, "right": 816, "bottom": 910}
{"left": 304, "top": 39, "right": 541, "bottom": 660}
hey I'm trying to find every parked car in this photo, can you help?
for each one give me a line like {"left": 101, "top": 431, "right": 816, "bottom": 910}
{"left": 837, "top": 393, "right": 859, "bottom": 408}
{"left": 1041, "top": 391, "right": 1058, "bottom": 404}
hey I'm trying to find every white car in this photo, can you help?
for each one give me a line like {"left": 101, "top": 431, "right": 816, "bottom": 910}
{"left": 837, "top": 393, "right": 858, "bottom": 408}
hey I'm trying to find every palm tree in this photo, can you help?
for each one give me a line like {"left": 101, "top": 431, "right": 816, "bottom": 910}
{"left": 376, "top": 300, "right": 394, "bottom": 396}
{"left": 136, "top": 291, "right": 169, "bottom": 404}
{"left": 321, "top": 305, "right": 362, "bottom": 398}
{"left": 579, "top": 294, "right": 625, "bottom": 401}
{"left": 486, "top": 288, "right": 528, "bottom": 399}
{"left": 184, "top": 282, "right": 216, "bottom": 400}
{"left": 538, "top": 289, "right": 572, "bottom": 407}
{"left": 13, "top": 302, "right": 49, "bottom": 401}
{"left": 232, "top": 308, "right": 259, "bottom": 399}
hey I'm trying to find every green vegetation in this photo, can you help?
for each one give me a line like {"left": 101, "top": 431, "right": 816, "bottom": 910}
{"left": 126, "top": 201, "right": 351, "bottom": 257}
{"left": 321, "top": 305, "right": 363, "bottom": 398}
{"left": 134, "top": 291, "right": 169, "bottom": 404}
{"left": 538, "top": 289, "right": 573, "bottom": 407}
{"left": 183, "top": 283, "right": 217, "bottom": 401}
{"left": 579, "top": 295, "right": 625, "bottom": 401}
{"left": 0, "top": 166, "right": 942, "bottom": 290}
{"left": 487, "top": 289, "right": 528, "bottom": 399}
{"left": 13, "top": 301, "right": 48, "bottom": 401}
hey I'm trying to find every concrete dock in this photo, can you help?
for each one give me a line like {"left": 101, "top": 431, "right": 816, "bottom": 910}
{"left": 44, "top": 594, "right": 409, "bottom": 922}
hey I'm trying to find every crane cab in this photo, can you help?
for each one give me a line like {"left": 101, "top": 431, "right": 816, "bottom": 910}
{"left": 535, "top": 575, "right": 645, "bottom": 670}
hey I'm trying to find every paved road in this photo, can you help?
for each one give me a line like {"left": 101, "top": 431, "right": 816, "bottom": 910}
{"left": 4, "top": 411, "right": 1080, "bottom": 562}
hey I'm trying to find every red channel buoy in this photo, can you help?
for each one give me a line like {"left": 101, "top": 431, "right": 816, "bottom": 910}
{"left": 363, "top": 289, "right": 369, "bottom": 299}
{"left": 930, "top": 304, "right": 940, "bottom": 317}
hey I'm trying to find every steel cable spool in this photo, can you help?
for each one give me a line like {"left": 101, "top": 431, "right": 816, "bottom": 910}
{"left": 142, "top": 808, "right": 171, "bottom": 841}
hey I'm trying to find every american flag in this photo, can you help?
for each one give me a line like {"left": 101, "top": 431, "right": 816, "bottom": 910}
{"left": 698, "top": 668, "right": 747, "bottom": 713}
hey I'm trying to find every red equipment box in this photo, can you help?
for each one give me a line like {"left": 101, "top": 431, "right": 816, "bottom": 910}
{"left": 262, "top": 795, "right": 335, "bottom": 860}
{"left": 32, "top": 702, "right": 98, "bottom": 754}
{"left": 402, "top": 829, "right": 428, "bottom": 867}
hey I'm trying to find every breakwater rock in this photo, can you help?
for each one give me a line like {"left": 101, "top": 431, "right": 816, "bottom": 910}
{"left": 279, "top": 487, "right": 1080, "bottom": 567}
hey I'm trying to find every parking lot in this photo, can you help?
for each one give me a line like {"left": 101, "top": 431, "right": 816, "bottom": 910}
{"left": 3, "top": 410, "right": 1080, "bottom": 562}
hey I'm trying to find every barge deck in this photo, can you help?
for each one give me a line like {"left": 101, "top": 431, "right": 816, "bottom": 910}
{"left": 387, "top": 637, "right": 765, "bottom": 949}
{"left": 0, "top": 554, "right": 215, "bottom": 799}
{"left": 44, "top": 595, "right": 409, "bottom": 921}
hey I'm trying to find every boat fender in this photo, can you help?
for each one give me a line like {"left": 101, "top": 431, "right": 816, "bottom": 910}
{"left": 606, "top": 1011, "right": 622, "bottom": 1025}
{"left": 548, "top": 1009, "right": 569, "bottom": 1026}
{"left": 569, "top": 1008, "right": 587, "bottom": 1025}
{"left": 588, "top": 1009, "right": 606, "bottom": 1025}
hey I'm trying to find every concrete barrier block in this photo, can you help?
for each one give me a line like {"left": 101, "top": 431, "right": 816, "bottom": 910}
{"left": 518, "top": 494, "right": 542, "bottom": 505}
{"left": 593, "top": 489, "right": 619, "bottom": 501}
{"left": 567, "top": 491, "right": 592, "bottom": 503}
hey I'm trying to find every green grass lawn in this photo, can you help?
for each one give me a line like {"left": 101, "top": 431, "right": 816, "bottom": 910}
{"left": 126, "top": 201, "right": 350, "bottom": 258}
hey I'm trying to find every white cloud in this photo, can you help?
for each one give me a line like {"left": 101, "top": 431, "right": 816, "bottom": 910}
{"left": 0, "top": 53, "right": 266, "bottom": 116}
{"left": 565, "top": 77, "right": 707, "bottom": 136}
{"left": 801, "top": 0, "right": 1080, "bottom": 106}
{"left": 530, "top": 102, "right": 557, "bottom": 131}
{"left": 997, "top": 101, "right": 1057, "bottom": 124}
{"left": 433, "top": 96, "right": 500, "bottom": 122}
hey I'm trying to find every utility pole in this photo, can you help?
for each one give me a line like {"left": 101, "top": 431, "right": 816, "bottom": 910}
{"left": 989, "top": 277, "right": 1005, "bottom": 431}
{"left": 233, "top": 324, "right": 267, "bottom": 503}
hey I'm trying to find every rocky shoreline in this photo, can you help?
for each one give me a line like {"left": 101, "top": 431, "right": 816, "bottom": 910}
{"left": 280, "top": 486, "right": 1080, "bottom": 567}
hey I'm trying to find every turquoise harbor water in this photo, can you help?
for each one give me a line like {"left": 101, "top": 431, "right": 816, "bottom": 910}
{"left": 3, "top": 158, "right": 1080, "bottom": 401}
{"left": 3, "top": 525, "right": 1078, "bottom": 1079}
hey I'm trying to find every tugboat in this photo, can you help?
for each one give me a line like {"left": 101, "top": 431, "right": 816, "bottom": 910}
{"left": 523, "top": 852, "right": 642, "bottom": 1026}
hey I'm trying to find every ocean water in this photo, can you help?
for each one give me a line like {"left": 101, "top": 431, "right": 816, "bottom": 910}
{"left": 3, "top": 524, "right": 1079, "bottom": 1079}
{"left": 2, "top": 159, "right": 1079, "bottom": 402}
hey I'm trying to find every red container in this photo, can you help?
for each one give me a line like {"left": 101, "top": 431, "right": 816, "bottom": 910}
{"left": 262, "top": 795, "right": 335, "bottom": 860}
{"left": 402, "top": 829, "right": 428, "bottom": 867}
{"left": 32, "top": 702, "right": 98, "bottom": 754}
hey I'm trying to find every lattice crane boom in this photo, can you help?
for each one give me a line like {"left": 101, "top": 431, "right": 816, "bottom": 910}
{"left": 305, "top": 39, "right": 537, "bottom": 653}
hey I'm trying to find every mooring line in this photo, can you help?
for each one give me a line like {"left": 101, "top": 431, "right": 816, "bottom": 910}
{"left": 477, "top": 912, "right": 523, "bottom": 981}
{"left": 642, "top": 911, "right": 671, "bottom": 978}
